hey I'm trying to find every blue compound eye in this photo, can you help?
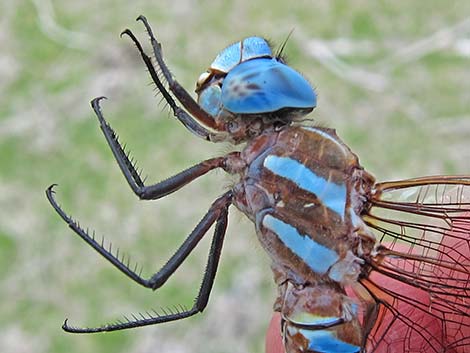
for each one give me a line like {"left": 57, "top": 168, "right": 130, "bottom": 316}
{"left": 198, "top": 84, "right": 223, "bottom": 116}
{"left": 210, "top": 37, "right": 273, "bottom": 73}
{"left": 221, "top": 58, "right": 316, "bottom": 114}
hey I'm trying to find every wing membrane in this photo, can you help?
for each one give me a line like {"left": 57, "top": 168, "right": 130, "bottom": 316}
{"left": 361, "top": 176, "right": 470, "bottom": 352}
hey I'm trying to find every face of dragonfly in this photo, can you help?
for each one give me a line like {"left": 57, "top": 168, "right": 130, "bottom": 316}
{"left": 194, "top": 37, "right": 317, "bottom": 143}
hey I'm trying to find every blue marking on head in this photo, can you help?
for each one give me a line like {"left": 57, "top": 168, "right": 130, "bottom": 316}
{"left": 221, "top": 58, "right": 316, "bottom": 114}
{"left": 262, "top": 215, "right": 339, "bottom": 275}
{"left": 263, "top": 155, "right": 346, "bottom": 217}
{"left": 210, "top": 37, "right": 272, "bottom": 73}
{"left": 299, "top": 330, "right": 361, "bottom": 353}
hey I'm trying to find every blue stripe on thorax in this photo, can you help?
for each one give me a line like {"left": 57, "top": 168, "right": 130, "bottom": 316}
{"left": 299, "top": 329, "right": 361, "bottom": 353}
{"left": 262, "top": 215, "right": 339, "bottom": 275}
{"left": 263, "top": 155, "right": 346, "bottom": 218}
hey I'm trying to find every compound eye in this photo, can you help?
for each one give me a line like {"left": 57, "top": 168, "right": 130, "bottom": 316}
{"left": 196, "top": 71, "right": 211, "bottom": 90}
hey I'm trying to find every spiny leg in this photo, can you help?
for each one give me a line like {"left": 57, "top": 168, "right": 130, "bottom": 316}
{"left": 132, "top": 16, "right": 225, "bottom": 133}
{"left": 120, "top": 27, "right": 221, "bottom": 140}
{"left": 91, "top": 97, "right": 235, "bottom": 200}
{"left": 62, "top": 191, "right": 232, "bottom": 333}
{"left": 47, "top": 185, "right": 232, "bottom": 290}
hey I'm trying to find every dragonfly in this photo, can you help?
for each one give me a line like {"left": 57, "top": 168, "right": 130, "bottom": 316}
{"left": 47, "top": 15, "right": 470, "bottom": 353}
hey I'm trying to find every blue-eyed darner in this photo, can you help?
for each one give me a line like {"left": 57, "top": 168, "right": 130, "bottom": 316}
{"left": 47, "top": 16, "right": 470, "bottom": 353}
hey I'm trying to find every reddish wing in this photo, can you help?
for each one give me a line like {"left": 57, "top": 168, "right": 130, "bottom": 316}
{"left": 361, "top": 176, "right": 470, "bottom": 353}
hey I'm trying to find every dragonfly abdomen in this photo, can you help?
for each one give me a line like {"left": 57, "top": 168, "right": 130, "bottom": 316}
{"left": 281, "top": 283, "right": 363, "bottom": 353}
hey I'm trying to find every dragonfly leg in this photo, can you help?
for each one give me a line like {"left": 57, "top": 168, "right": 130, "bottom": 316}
{"left": 136, "top": 16, "right": 225, "bottom": 133}
{"left": 61, "top": 192, "right": 231, "bottom": 333}
{"left": 46, "top": 186, "right": 232, "bottom": 291}
{"left": 91, "top": 97, "right": 237, "bottom": 200}
{"left": 121, "top": 22, "right": 223, "bottom": 140}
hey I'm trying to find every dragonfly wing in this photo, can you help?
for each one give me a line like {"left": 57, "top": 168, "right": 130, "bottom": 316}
{"left": 361, "top": 176, "right": 470, "bottom": 352}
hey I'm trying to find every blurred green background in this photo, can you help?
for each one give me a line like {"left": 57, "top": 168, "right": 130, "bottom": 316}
{"left": 1, "top": 1, "right": 469, "bottom": 353}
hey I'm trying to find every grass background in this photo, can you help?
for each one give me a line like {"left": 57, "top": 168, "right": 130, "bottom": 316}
{"left": 1, "top": 1, "right": 469, "bottom": 353}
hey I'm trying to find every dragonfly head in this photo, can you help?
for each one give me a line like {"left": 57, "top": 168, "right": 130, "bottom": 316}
{"left": 195, "top": 37, "right": 317, "bottom": 144}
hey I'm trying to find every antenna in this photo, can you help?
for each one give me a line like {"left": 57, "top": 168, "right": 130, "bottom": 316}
{"left": 276, "top": 28, "right": 295, "bottom": 59}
